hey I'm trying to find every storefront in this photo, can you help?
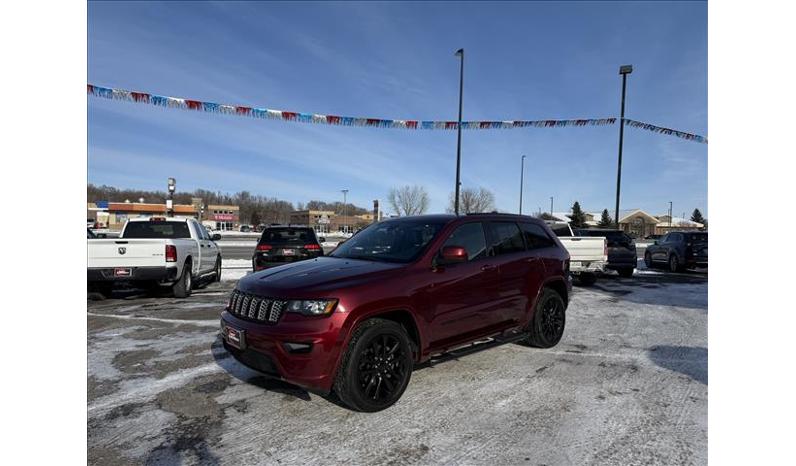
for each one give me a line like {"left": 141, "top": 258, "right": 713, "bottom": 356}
{"left": 207, "top": 204, "right": 240, "bottom": 231}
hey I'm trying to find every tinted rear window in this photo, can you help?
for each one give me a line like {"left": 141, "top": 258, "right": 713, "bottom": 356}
{"left": 123, "top": 221, "right": 191, "bottom": 239}
{"left": 687, "top": 233, "right": 708, "bottom": 242}
{"left": 577, "top": 229, "right": 630, "bottom": 246}
{"left": 260, "top": 228, "right": 316, "bottom": 244}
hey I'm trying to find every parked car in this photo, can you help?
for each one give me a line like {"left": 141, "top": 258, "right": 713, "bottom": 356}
{"left": 252, "top": 226, "right": 325, "bottom": 271}
{"left": 576, "top": 229, "right": 637, "bottom": 277}
{"left": 240, "top": 224, "right": 252, "bottom": 232}
{"left": 221, "top": 213, "right": 571, "bottom": 411}
{"left": 644, "top": 231, "right": 708, "bottom": 272}
{"left": 87, "top": 217, "right": 222, "bottom": 298}
{"left": 547, "top": 222, "right": 607, "bottom": 285}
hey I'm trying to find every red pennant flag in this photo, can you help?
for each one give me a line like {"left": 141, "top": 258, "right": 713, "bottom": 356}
{"left": 185, "top": 100, "right": 203, "bottom": 110}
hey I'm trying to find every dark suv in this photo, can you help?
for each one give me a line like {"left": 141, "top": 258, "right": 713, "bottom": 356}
{"left": 644, "top": 231, "right": 708, "bottom": 272}
{"left": 221, "top": 214, "right": 571, "bottom": 411}
{"left": 252, "top": 226, "right": 325, "bottom": 271}
{"left": 576, "top": 229, "right": 637, "bottom": 277}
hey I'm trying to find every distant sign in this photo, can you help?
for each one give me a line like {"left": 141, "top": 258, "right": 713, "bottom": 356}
{"left": 96, "top": 200, "right": 109, "bottom": 209}
{"left": 317, "top": 214, "right": 330, "bottom": 224}
{"left": 213, "top": 214, "right": 234, "bottom": 221}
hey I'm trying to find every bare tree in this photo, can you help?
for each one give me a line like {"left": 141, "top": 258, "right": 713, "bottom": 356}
{"left": 447, "top": 187, "right": 495, "bottom": 214}
{"left": 387, "top": 185, "right": 430, "bottom": 216}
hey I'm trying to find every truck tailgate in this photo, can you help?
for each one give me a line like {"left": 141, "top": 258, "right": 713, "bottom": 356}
{"left": 559, "top": 237, "right": 607, "bottom": 262}
{"left": 88, "top": 239, "right": 167, "bottom": 268}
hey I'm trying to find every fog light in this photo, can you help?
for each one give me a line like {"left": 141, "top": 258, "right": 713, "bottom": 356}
{"left": 283, "top": 342, "right": 313, "bottom": 354}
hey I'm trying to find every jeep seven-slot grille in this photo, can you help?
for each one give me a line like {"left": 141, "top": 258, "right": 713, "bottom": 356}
{"left": 227, "top": 290, "right": 286, "bottom": 324}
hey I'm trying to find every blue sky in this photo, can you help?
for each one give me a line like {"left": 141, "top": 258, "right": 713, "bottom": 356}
{"left": 88, "top": 1, "right": 707, "bottom": 218}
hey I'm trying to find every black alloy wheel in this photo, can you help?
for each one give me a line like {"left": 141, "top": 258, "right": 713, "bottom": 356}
{"left": 669, "top": 254, "right": 680, "bottom": 273}
{"left": 334, "top": 318, "right": 413, "bottom": 412}
{"left": 357, "top": 334, "right": 407, "bottom": 402}
{"left": 523, "top": 288, "right": 566, "bottom": 348}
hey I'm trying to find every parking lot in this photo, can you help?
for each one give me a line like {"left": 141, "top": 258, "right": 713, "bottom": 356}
{"left": 88, "top": 269, "right": 707, "bottom": 465}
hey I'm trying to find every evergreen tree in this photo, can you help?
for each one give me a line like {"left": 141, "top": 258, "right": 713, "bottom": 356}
{"left": 598, "top": 209, "right": 613, "bottom": 228}
{"left": 570, "top": 202, "right": 587, "bottom": 228}
{"left": 690, "top": 208, "right": 705, "bottom": 224}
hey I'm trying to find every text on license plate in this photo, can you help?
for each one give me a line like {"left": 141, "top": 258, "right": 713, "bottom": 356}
{"left": 225, "top": 326, "right": 245, "bottom": 349}
{"left": 282, "top": 249, "right": 295, "bottom": 255}
{"left": 114, "top": 268, "right": 132, "bottom": 277}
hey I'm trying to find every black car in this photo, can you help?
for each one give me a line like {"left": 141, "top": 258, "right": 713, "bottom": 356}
{"left": 576, "top": 229, "right": 637, "bottom": 277}
{"left": 644, "top": 231, "right": 707, "bottom": 272}
{"left": 252, "top": 226, "right": 325, "bottom": 271}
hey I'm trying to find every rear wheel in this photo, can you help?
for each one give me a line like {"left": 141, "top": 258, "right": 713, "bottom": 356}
{"left": 576, "top": 273, "right": 596, "bottom": 286}
{"left": 333, "top": 318, "right": 413, "bottom": 412}
{"left": 617, "top": 267, "right": 635, "bottom": 278}
{"left": 522, "top": 288, "right": 566, "bottom": 348}
{"left": 172, "top": 261, "right": 193, "bottom": 298}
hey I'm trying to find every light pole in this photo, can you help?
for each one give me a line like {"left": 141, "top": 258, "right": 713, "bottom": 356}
{"left": 614, "top": 64, "right": 633, "bottom": 228}
{"left": 669, "top": 201, "right": 673, "bottom": 228}
{"left": 550, "top": 196, "right": 554, "bottom": 217}
{"left": 454, "top": 48, "right": 464, "bottom": 215}
{"left": 167, "top": 177, "right": 176, "bottom": 217}
{"left": 519, "top": 155, "right": 526, "bottom": 214}
{"left": 341, "top": 189, "right": 349, "bottom": 234}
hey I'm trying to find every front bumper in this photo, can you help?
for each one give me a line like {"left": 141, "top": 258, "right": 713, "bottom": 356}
{"left": 87, "top": 266, "right": 178, "bottom": 283}
{"left": 220, "top": 310, "right": 348, "bottom": 393}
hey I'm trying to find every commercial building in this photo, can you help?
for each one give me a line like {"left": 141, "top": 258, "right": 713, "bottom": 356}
{"left": 289, "top": 210, "right": 373, "bottom": 234}
{"left": 206, "top": 204, "right": 240, "bottom": 231}
{"left": 88, "top": 201, "right": 199, "bottom": 231}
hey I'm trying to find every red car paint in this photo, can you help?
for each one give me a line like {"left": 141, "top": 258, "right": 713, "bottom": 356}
{"left": 220, "top": 214, "right": 571, "bottom": 394}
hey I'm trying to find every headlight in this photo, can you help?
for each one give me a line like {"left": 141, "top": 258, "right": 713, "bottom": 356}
{"left": 286, "top": 299, "right": 338, "bottom": 316}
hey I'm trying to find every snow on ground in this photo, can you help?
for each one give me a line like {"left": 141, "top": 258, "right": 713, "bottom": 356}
{"left": 221, "top": 258, "right": 252, "bottom": 282}
{"left": 88, "top": 274, "right": 707, "bottom": 465}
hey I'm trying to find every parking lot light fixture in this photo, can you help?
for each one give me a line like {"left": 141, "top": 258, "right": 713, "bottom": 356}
{"left": 454, "top": 48, "right": 464, "bottom": 216}
{"left": 614, "top": 64, "right": 633, "bottom": 228}
{"left": 341, "top": 189, "right": 349, "bottom": 234}
{"left": 166, "top": 177, "right": 176, "bottom": 217}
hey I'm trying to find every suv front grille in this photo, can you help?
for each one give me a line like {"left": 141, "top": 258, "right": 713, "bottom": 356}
{"left": 227, "top": 290, "right": 287, "bottom": 324}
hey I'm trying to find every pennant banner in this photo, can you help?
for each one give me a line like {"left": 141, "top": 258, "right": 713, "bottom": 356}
{"left": 88, "top": 84, "right": 615, "bottom": 130}
{"left": 624, "top": 118, "right": 707, "bottom": 144}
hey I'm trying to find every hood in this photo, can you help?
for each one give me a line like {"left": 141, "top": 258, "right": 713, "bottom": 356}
{"left": 237, "top": 256, "right": 403, "bottom": 296}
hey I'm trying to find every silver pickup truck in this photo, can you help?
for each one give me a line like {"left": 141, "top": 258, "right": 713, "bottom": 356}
{"left": 87, "top": 217, "right": 222, "bottom": 298}
{"left": 547, "top": 222, "right": 607, "bottom": 285}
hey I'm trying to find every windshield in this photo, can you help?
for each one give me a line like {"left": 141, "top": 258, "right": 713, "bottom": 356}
{"left": 123, "top": 221, "right": 191, "bottom": 239}
{"left": 260, "top": 228, "right": 316, "bottom": 244}
{"left": 329, "top": 219, "right": 447, "bottom": 263}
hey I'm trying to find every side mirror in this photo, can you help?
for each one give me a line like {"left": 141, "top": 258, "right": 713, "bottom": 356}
{"left": 212, "top": 233, "right": 222, "bottom": 241}
{"left": 318, "top": 237, "right": 326, "bottom": 243}
{"left": 440, "top": 245, "right": 468, "bottom": 264}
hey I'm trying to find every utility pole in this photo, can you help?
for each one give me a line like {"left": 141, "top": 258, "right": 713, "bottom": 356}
{"left": 341, "top": 189, "right": 349, "bottom": 234}
{"left": 550, "top": 197, "right": 554, "bottom": 217}
{"left": 669, "top": 201, "right": 673, "bottom": 228}
{"left": 454, "top": 48, "right": 464, "bottom": 215}
{"left": 615, "top": 65, "right": 633, "bottom": 228}
{"left": 519, "top": 155, "right": 526, "bottom": 214}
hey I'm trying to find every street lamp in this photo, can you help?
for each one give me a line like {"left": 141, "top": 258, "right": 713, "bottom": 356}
{"left": 167, "top": 177, "right": 176, "bottom": 217}
{"left": 614, "top": 64, "right": 633, "bottom": 228}
{"left": 454, "top": 48, "right": 464, "bottom": 216}
{"left": 341, "top": 189, "right": 349, "bottom": 234}
{"left": 550, "top": 196, "right": 554, "bottom": 217}
{"left": 519, "top": 155, "right": 526, "bottom": 214}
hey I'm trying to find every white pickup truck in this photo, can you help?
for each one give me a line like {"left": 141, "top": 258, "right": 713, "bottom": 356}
{"left": 87, "top": 217, "right": 222, "bottom": 298}
{"left": 547, "top": 222, "right": 607, "bottom": 285}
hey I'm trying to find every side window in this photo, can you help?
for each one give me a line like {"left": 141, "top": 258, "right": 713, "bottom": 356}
{"left": 441, "top": 222, "right": 487, "bottom": 261}
{"left": 199, "top": 224, "right": 211, "bottom": 240}
{"left": 521, "top": 223, "right": 556, "bottom": 250}
{"left": 660, "top": 233, "right": 670, "bottom": 243}
{"left": 486, "top": 222, "right": 525, "bottom": 256}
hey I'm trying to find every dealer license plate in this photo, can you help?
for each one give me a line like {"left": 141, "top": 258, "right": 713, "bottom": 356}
{"left": 224, "top": 326, "right": 246, "bottom": 350}
{"left": 570, "top": 261, "right": 582, "bottom": 268}
{"left": 114, "top": 268, "right": 132, "bottom": 277}
{"left": 282, "top": 249, "right": 295, "bottom": 256}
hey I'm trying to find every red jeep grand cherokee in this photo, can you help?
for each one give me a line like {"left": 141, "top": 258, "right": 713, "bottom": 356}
{"left": 220, "top": 213, "right": 571, "bottom": 411}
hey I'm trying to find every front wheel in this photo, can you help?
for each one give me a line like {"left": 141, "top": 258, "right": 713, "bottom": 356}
{"left": 333, "top": 318, "right": 413, "bottom": 412}
{"left": 669, "top": 254, "right": 682, "bottom": 273}
{"left": 522, "top": 288, "right": 566, "bottom": 348}
{"left": 214, "top": 257, "right": 222, "bottom": 282}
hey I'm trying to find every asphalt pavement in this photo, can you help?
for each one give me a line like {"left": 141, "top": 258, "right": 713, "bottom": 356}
{"left": 88, "top": 272, "right": 707, "bottom": 465}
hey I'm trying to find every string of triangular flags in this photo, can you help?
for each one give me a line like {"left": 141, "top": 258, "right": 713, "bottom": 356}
{"left": 87, "top": 84, "right": 706, "bottom": 143}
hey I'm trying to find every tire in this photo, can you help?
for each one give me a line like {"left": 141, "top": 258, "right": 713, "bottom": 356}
{"left": 88, "top": 283, "right": 113, "bottom": 300}
{"left": 522, "top": 288, "right": 566, "bottom": 348}
{"left": 644, "top": 251, "right": 653, "bottom": 268}
{"left": 214, "top": 257, "right": 222, "bottom": 282}
{"left": 576, "top": 273, "right": 597, "bottom": 286}
{"left": 617, "top": 268, "right": 635, "bottom": 278}
{"left": 668, "top": 254, "right": 683, "bottom": 273}
{"left": 333, "top": 318, "right": 413, "bottom": 412}
{"left": 172, "top": 261, "right": 193, "bottom": 298}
